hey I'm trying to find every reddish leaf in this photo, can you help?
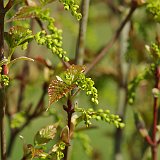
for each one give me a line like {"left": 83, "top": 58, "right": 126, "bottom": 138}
{"left": 48, "top": 79, "right": 76, "bottom": 105}
{"left": 67, "top": 64, "right": 85, "bottom": 75}
{"left": 7, "top": 6, "right": 40, "bottom": 22}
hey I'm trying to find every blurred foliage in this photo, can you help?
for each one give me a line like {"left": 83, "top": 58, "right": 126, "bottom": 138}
{"left": 1, "top": 0, "right": 160, "bottom": 160}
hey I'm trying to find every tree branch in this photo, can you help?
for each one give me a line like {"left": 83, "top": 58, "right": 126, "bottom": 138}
{"left": 85, "top": 1, "right": 138, "bottom": 74}
{"left": 114, "top": 21, "right": 131, "bottom": 160}
{"left": 0, "top": 0, "right": 3, "bottom": 9}
{"left": 4, "top": 0, "right": 14, "bottom": 12}
{"left": 75, "top": 0, "right": 90, "bottom": 65}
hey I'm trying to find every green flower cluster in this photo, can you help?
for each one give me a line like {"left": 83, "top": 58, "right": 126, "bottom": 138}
{"left": 76, "top": 75, "right": 98, "bottom": 104}
{"left": 35, "top": 10, "right": 69, "bottom": 62}
{"left": 5, "top": 26, "right": 33, "bottom": 50}
{"left": 151, "top": 43, "right": 160, "bottom": 60}
{"left": 64, "top": 65, "right": 98, "bottom": 104}
{"left": 59, "top": 0, "right": 82, "bottom": 20}
{"left": 75, "top": 107, "right": 125, "bottom": 128}
{"left": 0, "top": 75, "right": 9, "bottom": 86}
{"left": 128, "top": 42, "right": 160, "bottom": 105}
{"left": 51, "top": 141, "right": 66, "bottom": 160}
{"left": 35, "top": 30, "right": 69, "bottom": 62}
{"left": 147, "top": 0, "right": 160, "bottom": 22}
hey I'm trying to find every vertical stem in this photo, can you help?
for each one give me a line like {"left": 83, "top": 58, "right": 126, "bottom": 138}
{"left": 114, "top": 21, "right": 130, "bottom": 160}
{"left": 63, "top": 98, "right": 74, "bottom": 160}
{"left": 151, "top": 66, "right": 160, "bottom": 160}
{"left": 75, "top": 0, "right": 90, "bottom": 65}
{"left": 0, "top": 1, "right": 7, "bottom": 159}
{"left": 0, "top": 88, "right": 6, "bottom": 160}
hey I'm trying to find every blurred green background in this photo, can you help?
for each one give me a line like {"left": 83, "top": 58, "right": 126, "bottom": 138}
{"left": 3, "top": 0, "right": 160, "bottom": 160}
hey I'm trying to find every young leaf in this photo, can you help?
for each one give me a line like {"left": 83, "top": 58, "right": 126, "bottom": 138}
{"left": 48, "top": 79, "right": 76, "bottom": 105}
{"left": 7, "top": 6, "right": 40, "bottom": 22}
{"left": 5, "top": 26, "right": 34, "bottom": 50}
{"left": 60, "top": 126, "right": 70, "bottom": 144}
{"left": 64, "top": 65, "right": 98, "bottom": 104}
{"left": 22, "top": 143, "right": 48, "bottom": 159}
{"left": 34, "top": 123, "right": 59, "bottom": 145}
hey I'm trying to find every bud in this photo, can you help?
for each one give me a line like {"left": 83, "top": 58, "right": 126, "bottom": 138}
{"left": 152, "top": 88, "right": 159, "bottom": 98}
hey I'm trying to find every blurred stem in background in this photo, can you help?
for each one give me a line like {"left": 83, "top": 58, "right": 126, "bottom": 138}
{"left": 85, "top": 0, "right": 137, "bottom": 74}
{"left": 75, "top": 0, "right": 90, "bottom": 65}
{"left": 114, "top": 20, "right": 131, "bottom": 160}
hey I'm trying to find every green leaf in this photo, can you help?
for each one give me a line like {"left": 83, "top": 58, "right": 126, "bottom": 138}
{"left": 48, "top": 78, "right": 76, "bottom": 105}
{"left": 74, "top": 133, "right": 93, "bottom": 156}
{"left": 34, "top": 123, "right": 59, "bottom": 145}
{"left": 22, "top": 144, "right": 46, "bottom": 159}
{"left": 5, "top": 26, "right": 34, "bottom": 50}
{"left": 147, "top": 0, "right": 160, "bottom": 22}
{"left": 59, "top": 0, "right": 82, "bottom": 20}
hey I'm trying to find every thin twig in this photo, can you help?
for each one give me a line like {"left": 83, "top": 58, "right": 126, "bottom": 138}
{"left": 85, "top": 1, "right": 138, "bottom": 74}
{"left": 75, "top": 0, "right": 90, "bottom": 65}
{"left": 4, "top": 0, "right": 14, "bottom": 12}
{"left": 0, "top": 88, "right": 7, "bottom": 160}
{"left": 0, "top": 1, "right": 7, "bottom": 159}
{"left": 0, "top": 0, "right": 3, "bottom": 8}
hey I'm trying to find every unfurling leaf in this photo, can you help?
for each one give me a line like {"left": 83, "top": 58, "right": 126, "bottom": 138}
{"left": 48, "top": 79, "right": 76, "bottom": 105}
{"left": 60, "top": 126, "right": 70, "bottom": 144}
{"left": 5, "top": 26, "right": 34, "bottom": 50}
{"left": 34, "top": 123, "right": 59, "bottom": 145}
{"left": 22, "top": 144, "right": 45, "bottom": 159}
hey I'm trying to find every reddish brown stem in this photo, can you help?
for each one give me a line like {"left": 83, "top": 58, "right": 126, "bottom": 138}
{"left": 63, "top": 98, "right": 74, "bottom": 160}
{"left": 151, "top": 66, "right": 160, "bottom": 160}
{"left": 0, "top": 1, "right": 7, "bottom": 159}
{"left": 4, "top": 0, "right": 14, "bottom": 12}
{"left": 145, "top": 135, "right": 155, "bottom": 146}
